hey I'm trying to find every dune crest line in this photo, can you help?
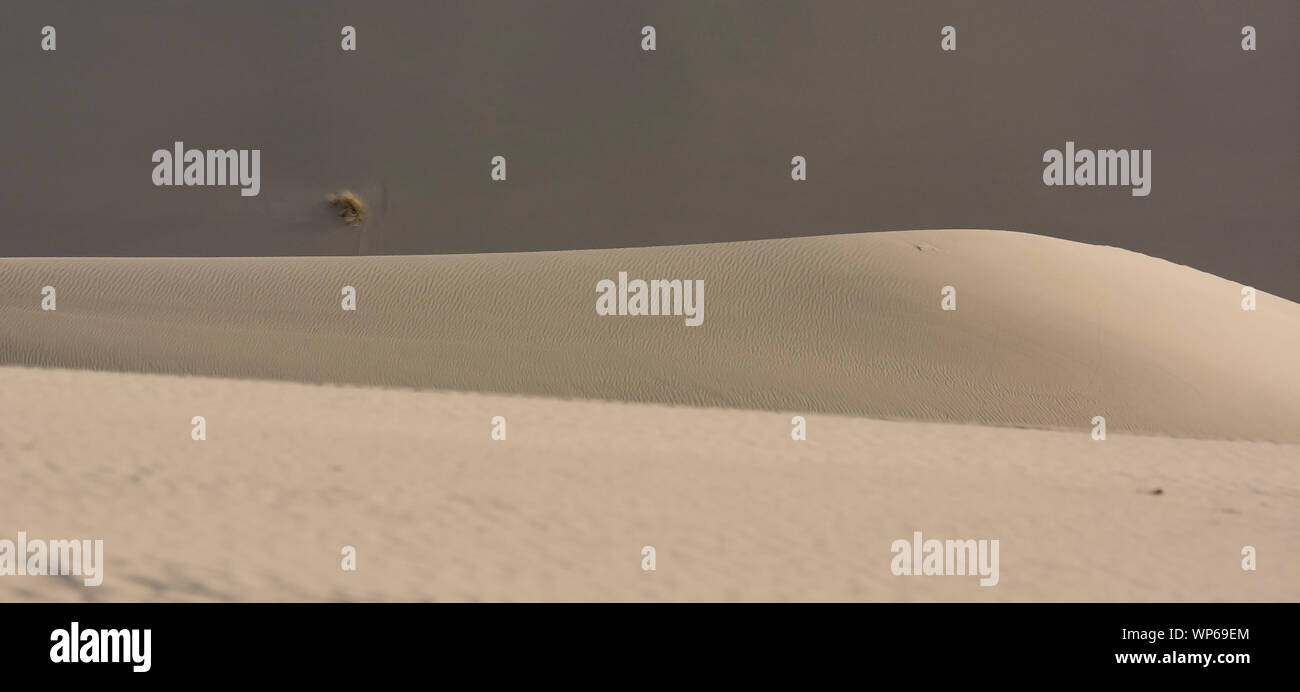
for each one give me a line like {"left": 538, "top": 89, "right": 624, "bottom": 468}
{"left": 2, "top": 230, "right": 1297, "bottom": 442}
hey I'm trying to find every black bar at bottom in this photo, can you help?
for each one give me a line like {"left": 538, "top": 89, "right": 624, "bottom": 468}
{"left": 1, "top": 602, "right": 1288, "bottom": 680}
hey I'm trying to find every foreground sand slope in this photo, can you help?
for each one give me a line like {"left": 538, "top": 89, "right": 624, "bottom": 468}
{"left": 1, "top": 366, "right": 1294, "bottom": 602}
{"left": 2, "top": 231, "right": 1296, "bottom": 442}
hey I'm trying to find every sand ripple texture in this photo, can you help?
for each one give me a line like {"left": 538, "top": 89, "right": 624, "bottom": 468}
{"left": 3, "top": 230, "right": 1297, "bottom": 442}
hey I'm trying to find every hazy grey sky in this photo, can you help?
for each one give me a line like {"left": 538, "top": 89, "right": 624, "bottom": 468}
{"left": 1, "top": 1, "right": 1295, "bottom": 299}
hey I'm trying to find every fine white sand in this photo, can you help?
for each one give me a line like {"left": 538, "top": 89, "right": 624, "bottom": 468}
{"left": 0, "top": 366, "right": 1293, "bottom": 602}
{"left": 2, "top": 230, "right": 1297, "bottom": 441}
{"left": 0, "top": 230, "right": 1296, "bottom": 601}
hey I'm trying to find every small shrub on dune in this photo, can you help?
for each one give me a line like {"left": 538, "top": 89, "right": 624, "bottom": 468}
{"left": 328, "top": 191, "right": 367, "bottom": 226}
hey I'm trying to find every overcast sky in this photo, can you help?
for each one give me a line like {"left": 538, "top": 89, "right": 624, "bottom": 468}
{"left": 2, "top": 1, "right": 1295, "bottom": 299}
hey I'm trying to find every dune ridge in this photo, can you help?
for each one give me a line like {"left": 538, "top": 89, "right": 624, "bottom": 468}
{"left": 2, "top": 230, "right": 1297, "bottom": 441}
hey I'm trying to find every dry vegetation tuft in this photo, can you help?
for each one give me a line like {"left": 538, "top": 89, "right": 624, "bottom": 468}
{"left": 328, "top": 191, "right": 367, "bottom": 226}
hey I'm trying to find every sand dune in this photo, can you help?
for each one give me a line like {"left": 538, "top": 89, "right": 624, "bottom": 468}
{"left": 1, "top": 230, "right": 1296, "bottom": 602}
{"left": 1, "top": 365, "right": 1294, "bottom": 602}
{"left": 2, "top": 230, "right": 1297, "bottom": 441}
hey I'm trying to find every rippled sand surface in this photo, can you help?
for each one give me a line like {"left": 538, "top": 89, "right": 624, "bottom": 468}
{"left": 1, "top": 366, "right": 1294, "bottom": 602}
{"left": 1, "top": 230, "right": 1297, "bottom": 601}
{"left": 3, "top": 231, "right": 1297, "bottom": 441}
